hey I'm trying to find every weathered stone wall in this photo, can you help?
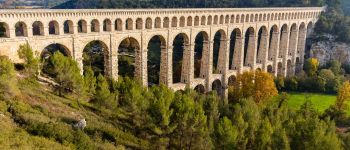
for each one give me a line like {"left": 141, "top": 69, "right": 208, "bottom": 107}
{"left": 0, "top": 7, "right": 324, "bottom": 93}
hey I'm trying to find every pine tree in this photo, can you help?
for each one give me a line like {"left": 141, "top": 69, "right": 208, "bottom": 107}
{"left": 0, "top": 56, "right": 18, "bottom": 97}
{"left": 93, "top": 74, "right": 115, "bottom": 109}
{"left": 49, "top": 52, "right": 85, "bottom": 96}
{"left": 215, "top": 117, "right": 238, "bottom": 149}
{"left": 17, "top": 43, "right": 39, "bottom": 77}
{"left": 84, "top": 66, "right": 96, "bottom": 98}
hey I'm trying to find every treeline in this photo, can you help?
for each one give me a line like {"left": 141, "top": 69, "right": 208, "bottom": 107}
{"left": 54, "top": 0, "right": 325, "bottom": 9}
{"left": 0, "top": 44, "right": 348, "bottom": 149}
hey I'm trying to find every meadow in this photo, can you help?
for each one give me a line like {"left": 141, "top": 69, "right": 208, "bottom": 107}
{"left": 287, "top": 92, "right": 350, "bottom": 116}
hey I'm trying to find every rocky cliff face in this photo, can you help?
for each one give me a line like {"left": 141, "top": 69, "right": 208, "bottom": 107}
{"left": 310, "top": 35, "right": 350, "bottom": 66}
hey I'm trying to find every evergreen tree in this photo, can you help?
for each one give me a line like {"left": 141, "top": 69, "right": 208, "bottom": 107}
{"left": 49, "top": 52, "right": 85, "bottom": 96}
{"left": 17, "top": 43, "right": 39, "bottom": 77}
{"left": 84, "top": 67, "right": 96, "bottom": 98}
{"left": 0, "top": 56, "right": 18, "bottom": 97}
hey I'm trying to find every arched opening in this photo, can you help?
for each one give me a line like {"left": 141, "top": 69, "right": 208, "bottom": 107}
{"left": 173, "top": 33, "right": 189, "bottom": 84}
{"left": 103, "top": 19, "right": 112, "bottom": 32}
{"left": 231, "top": 15, "right": 235, "bottom": 23}
{"left": 0, "top": 22, "right": 9, "bottom": 38}
{"left": 229, "top": 28, "right": 242, "bottom": 70}
{"left": 83, "top": 41, "right": 109, "bottom": 76}
{"left": 295, "top": 57, "right": 301, "bottom": 74}
{"left": 136, "top": 18, "right": 143, "bottom": 30}
{"left": 187, "top": 16, "right": 192, "bottom": 26}
{"left": 279, "top": 24, "right": 288, "bottom": 58}
{"left": 163, "top": 17, "right": 170, "bottom": 28}
{"left": 194, "top": 16, "right": 200, "bottom": 26}
{"left": 126, "top": 18, "right": 133, "bottom": 30}
{"left": 267, "top": 65, "right": 273, "bottom": 74}
{"left": 287, "top": 59, "right": 293, "bottom": 77}
{"left": 41, "top": 43, "right": 71, "bottom": 76}
{"left": 171, "top": 17, "right": 178, "bottom": 28}
{"left": 236, "top": 15, "right": 240, "bottom": 23}
{"left": 179, "top": 16, "right": 185, "bottom": 27}
{"left": 228, "top": 75, "right": 236, "bottom": 86}
{"left": 91, "top": 19, "right": 100, "bottom": 32}
{"left": 118, "top": 37, "right": 140, "bottom": 78}
{"left": 297, "top": 23, "right": 306, "bottom": 62}
{"left": 219, "top": 15, "right": 224, "bottom": 24}
{"left": 64, "top": 20, "right": 74, "bottom": 34}
{"left": 147, "top": 35, "right": 166, "bottom": 86}
{"left": 269, "top": 25, "right": 279, "bottom": 61}
{"left": 32, "top": 21, "right": 44, "bottom": 36}
{"left": 48, "top": 21, "right": 59, "bottom": 35}
{"left": 78, "top": 20, "right": 87, "bottom": 33}
{"left": 225, "top": 15, "right": 229, "bottom": 24}
{"left": 213, "top": 15, "right": 218, "bottom": 24}
{"left": 155, "top": 17, "right": 161, "bottom": 28}
{"left": 213, "top": 30, "right": 227, "bottom": 74}
{"left": 15, "top": 22, "right": 28, "bottom": 37}
{"left": 146, "top": 18, "right": 152, "bottom": 29}
{"left": 201, "top": 16, "right": 206, "bottom": 25}
{"left": 194, "top": 31, "right": 209, "bottom": 79}
{"left": 212, "top": 79, "right": 222, "bottom": 96}
{"left": 289, "top": 24, "right": 298, "bottom": 56}
{"left": 207, "top": 16, "right": 212, "bottom": 25}
{"left": 277, "top": 62, "right": 283, "bottom": 77}
{"left": 257, "top": 26, "right": 268, "bottom": 64}
{"left": 194, "top": 84, "right": 205, "bottom": 94}
{"left": 115, "top": 19, "right": 122, "bottom": 31}
{"left": 244, "top": 27, "right": 256, "bottom": 67}
{"left": 307, "top": 22, "right": 313, "bottom": 36}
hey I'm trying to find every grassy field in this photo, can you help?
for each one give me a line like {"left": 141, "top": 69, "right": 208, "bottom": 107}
{"left": 286, "top": 92, "right": 350, "bottom": 116}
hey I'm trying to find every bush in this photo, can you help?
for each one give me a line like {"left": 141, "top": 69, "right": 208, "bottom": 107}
{"left": 0, "top": 56, "right": 18, "bottom": 97}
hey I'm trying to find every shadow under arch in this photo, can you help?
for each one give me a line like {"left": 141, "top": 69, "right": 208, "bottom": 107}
{"left": 83, "top": 40, "right": 110, "bottom": 76}
{"left": 194, "top": 31, "right": 209, "bottom": 79}
{"left": 147, "top": 35, "right": 166, "bottom": 86}
{"left": 118, "top": 37, "right": 140, "bottom": 78}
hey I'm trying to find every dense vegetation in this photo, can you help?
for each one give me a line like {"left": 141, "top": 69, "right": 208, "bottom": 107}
{"left": 0, "top": 43, "right": 350, "bottom": 149}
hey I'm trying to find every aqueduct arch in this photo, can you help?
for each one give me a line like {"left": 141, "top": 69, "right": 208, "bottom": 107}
{"left": 0, "top": 7, "right": 324, "bottom": 94}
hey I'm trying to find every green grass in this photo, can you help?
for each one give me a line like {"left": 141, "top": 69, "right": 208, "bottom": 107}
{"left": 286, "top": 92, "right": 350, "bottom": 116}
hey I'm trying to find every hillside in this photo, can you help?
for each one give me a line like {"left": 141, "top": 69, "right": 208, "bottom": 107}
{"left": 0, "top": 77, "right": 147, "bottom": 149}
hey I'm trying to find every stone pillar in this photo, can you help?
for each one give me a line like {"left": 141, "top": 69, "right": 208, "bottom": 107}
{"left": 27, "top": 27, "right": 33, "bottom": 37}
{"left": 206, "top": 40, "right": 214, "bottom": 90}
{"left": 297, "top": 28, "right": 307, "bottom": 67}
{"left": 234, "top": 37, "right": 244, "bottom": 72}
{"left": 258, "top": 33, "right": 269, "bottom": 67}
{"left": 180, "top": 43, "right": 191, "bottom": 84}
{"left": 280, "top": 30, "right": 290, "bottom": 77}
{"left": 246, "top": 34, "right": 257, "bottom": 69}
{"left": 9, "top": 26, "right": 15, "bottom": 38}
{"left": 217, "top": 39, "right": 227, "bottom": 74}
{"left": 141, "top": 48, "right": 148, "bottom": 86}
{"left": 134, "top": 48, "right": 143, "bottom": 84}
{"left": 160, "top": 46, "right": 173, "bottom": 87}
{"left": 270, "top": 31, "right": 280, "bottom": 76}
{"left": 222, "top": 40, "right": 231, "bottom": 101}
{"left": 159, "top": 45, "right": 170, "bottom": 86}
{"left": 200, "top": 40, "right": 209, "bottom": 79}
{"left": 289, "top": 29, "right": 299, "bottom": 75}
{"left": 110, "top": 35, "right": 118, "bottom": 80}
{"left": 72, "top": 37, "right": 84, "bottom": 75}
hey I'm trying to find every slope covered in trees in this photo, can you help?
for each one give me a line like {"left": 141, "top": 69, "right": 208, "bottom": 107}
{"left": 0, "top": 44, "right": 349, "bottom": 149}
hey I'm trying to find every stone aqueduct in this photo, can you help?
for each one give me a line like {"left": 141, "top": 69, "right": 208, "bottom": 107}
{"left": 0, "top": 7, "right": 324, "bottom": 94}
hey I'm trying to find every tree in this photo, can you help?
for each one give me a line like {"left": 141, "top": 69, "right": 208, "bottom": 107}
{"left": 84, "top": 67, "right": 96, "bottom": 98}
{"left": 229, "top": 71, "right": 278, "bottom": 103}
{"left": 335, "top": 81, "right": 350, "bottom": 110}
{"left": 0, "top": 56, "right": 18, "bottom": 97}
{"left": 93, "top": 74, "right": 115, "bottom": 109}
{"left": 215, "top": 117, "right": 238, "bottom": 149}
{"left": 17, "top": 43, "right": 39, "bottom": 77}
{"left": 254, "top": 71, "right": 278, "bottom": 103}
{"left": 48, "top": 52, "right": 85, "bottom": 96}
{"left": 304, "top": 58, "right": 319, "bottom": 77}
